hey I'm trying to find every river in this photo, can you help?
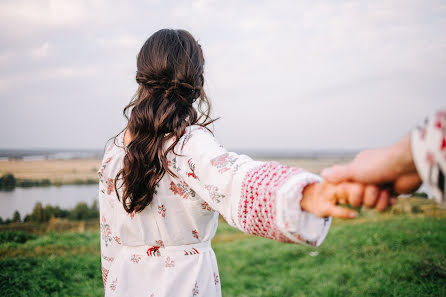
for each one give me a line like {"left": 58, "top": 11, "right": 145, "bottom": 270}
{"left": 0, "top": 184, "right": 99, "bottom": 220}
{"left": 0, "top": 182, "right": 434, "bottom": 221}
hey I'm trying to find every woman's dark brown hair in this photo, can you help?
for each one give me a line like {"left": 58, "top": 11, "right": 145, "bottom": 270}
{"left": 114, "top": 29, "right": 216, "bottom": 214}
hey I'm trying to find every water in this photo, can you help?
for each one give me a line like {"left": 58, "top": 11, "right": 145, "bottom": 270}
{"left": 0, "top": 184, "right": 99, "bottom": 220}
{"left": 0, "top": 182, "right": 434, "bottom": 221}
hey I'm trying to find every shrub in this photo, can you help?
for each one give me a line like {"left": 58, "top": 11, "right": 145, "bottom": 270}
{"left": 12, "top": 210, "right": 21, "bottom": 223}
{"left": 4, "top": 201, "right": 100, "bottom": 225}
{"left": 0, "top": 173, "right": 16, "bottom": 190}
{"left": 68, "top": 201, "right": 99, "bottom": 220}
{"left": 0, "top": 230, "right": 36, "bottom": 244}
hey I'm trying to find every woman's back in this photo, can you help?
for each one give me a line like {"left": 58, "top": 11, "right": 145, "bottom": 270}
{"left": 99, "top": 126, "right": 224, "bottom": 296}
{"left": 99, "top": 127, "right": 219, "bottom": 248}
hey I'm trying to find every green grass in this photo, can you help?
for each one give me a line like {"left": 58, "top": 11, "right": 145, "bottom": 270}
{"left": 214, "top": 217, "right": 446, "bottom": 297}
{"left": 0, "top": 216, "right": 445, "bottom": 297}
{"left": 0, "top": 256, "right": 103, "bottom": 297}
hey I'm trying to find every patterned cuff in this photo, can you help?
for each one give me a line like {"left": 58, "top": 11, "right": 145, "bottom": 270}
{"left": 276, "top": 172, "right": 332, "bottom": 247}
{"left": 237, "top": 162, "right": 331, "bottom": 246}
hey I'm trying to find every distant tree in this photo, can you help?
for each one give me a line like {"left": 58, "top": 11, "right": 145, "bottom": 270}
{"left": 0, "top": 216, "right": 3, "bottom": 224}
{"left": 44, "top": 205, "right": 57, "bottom": 219}
{"left": 40, "top": 179, "right": 51, "bottom": 186}
{"left": 0, "top": 173, "right": 16, "bottom": 190}
{"left": 12, "top": 210, "right": 21, "bottom": 223}
{"left": 31, "top": 202, "right": 45, "bottom": 222}
{"left": 89, "top": 200, "right": 99, "bottom": 219}
{"left": 68, "top": 202, "right": 90, "bottom": 220}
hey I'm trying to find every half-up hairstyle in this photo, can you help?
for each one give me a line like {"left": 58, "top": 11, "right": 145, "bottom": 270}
{"left": 114, "top": 29, "right": 216, "bottom": 214}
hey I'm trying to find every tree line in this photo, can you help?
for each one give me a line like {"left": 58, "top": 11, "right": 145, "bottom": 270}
{"left": 0, "top": 173, "right": 97, "bottom": 190}
{"left": 0, "top": 200, "right": 99, "bottom": 224}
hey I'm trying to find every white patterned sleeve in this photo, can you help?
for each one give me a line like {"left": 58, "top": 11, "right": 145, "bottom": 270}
{"left": 411, "top": 110, "right": 446, "bottom": 203}
{"left": 168, "top": 126, "right": 331, "bottom": 247}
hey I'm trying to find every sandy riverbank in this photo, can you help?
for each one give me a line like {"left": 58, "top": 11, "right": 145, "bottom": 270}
{"left": 0, "top": 157, "right": 352, "bottom": 184}
{"left": 0, "top": 159, "right": 101, "bottom": 184}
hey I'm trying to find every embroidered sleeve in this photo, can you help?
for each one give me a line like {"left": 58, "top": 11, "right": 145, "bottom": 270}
{"left": 411, "top": 110, "right": 446, "bottom": 203}
{"left": 169, "top": 126, "right": 331, "bottom": 246}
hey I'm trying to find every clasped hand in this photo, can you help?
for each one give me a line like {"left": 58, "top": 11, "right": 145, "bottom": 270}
{"left": 300, "top": 181, "right": 392, "bottom": 219}
{"left": 301, "top": 135, "right": 423, "bottom": 219}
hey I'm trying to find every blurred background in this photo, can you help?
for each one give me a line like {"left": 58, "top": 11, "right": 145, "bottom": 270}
{"left": 0, "top": 1, "right": 445, "bottom": 296}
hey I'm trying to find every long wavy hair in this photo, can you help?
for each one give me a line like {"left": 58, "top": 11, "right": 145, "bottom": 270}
{"left": 114, "top": 29, "right": 216, "bottom": 214}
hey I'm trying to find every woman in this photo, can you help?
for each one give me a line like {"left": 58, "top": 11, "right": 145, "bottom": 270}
{"left": 98, "top": 28, "right": 386, "bottom": 297}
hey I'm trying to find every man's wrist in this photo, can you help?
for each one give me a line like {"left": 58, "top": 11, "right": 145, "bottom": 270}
{"left": 390, "top": 135, "right": 417, "bottom": 177}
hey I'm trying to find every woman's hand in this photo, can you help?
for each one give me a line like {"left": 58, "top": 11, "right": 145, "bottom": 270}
{"left": 300, "top": 181, "right": 389, "bottom": 219}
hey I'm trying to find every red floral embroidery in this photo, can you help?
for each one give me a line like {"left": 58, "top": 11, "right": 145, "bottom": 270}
{"left": 97, "top": 165, "right": 105, "bottom": 181}
{"left": 158, "top": 205, "right": 166, "bottom": 217}
{"left": 110, "top": 277, "right": 117, "bottom": 292}
{"left": 105, "top": 157, "right": 113, "bottom": 163}
{"left": 165, "top": 256, "right": 175, "bottom": 268}
{"left": 147, "top": 245, "right": 161, "bottom": 257}
{"left": 102, "top": 266, "right": 109, "bottom": 287}
{"left": 434, "top": 111, "right": 446, "bottom": 151}
{"left": 204, "top": 185, "right": 225, "bottom": 203}
{"left": 187, "top": 158, "right": 199, "bottom": 179}
{"left": 201, "top": 201, "right": 212, "bottom": 211}
{"left": 211, "top": 152, "right": 238, "bottom": 173}
{"left": 192, "top": 281, "right": 199, "bottom": 296}
{"left": 238, "top": 162, "right": 304, "bottom": 243}
{"left": 113, "top": 236, "right": 121, "bottom": 245}
{"left": 169, "top": 181, "right": 196, "bottom": 199}
{"left": 192, "top": 229, "right": 199, "bottom": 239}
{"left": 184, "top": 248, "right": 199, "bottom": 255}
{"left": 214, "top": 273, "right": 220, "bottom": 285}
{"left": 100, "top": 216, "right": 112, "bottom": 247}
{"left": 156, "top": 240, "right": 165, "bottom": 248}
{"left": 106, "top": 178, "right": 114, "bottom": 195}
{"left": 130, "top": 254, "right": 142, "bottom": 263}
{"left": 435, "top": 111, "right": 446, "bottom": 129}
{"left": 102, "top": 255, "right": 114, "bottom": 262}
{"left": 168, "top": 157, "right": 181, "bottom": 172}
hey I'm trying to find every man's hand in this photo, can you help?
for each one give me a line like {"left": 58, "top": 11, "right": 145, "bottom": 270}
{"left": 321, "top": 135, "right": 422, "bottom": 194}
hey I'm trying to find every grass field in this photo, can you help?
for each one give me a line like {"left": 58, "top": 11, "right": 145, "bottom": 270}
{"left": 1, "top": 157, "right": 444, "bottom": 296}
{"left": 1, "top": 215, "right": 445, "bottom": 297}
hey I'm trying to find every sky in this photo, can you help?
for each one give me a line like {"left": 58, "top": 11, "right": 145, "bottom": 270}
{"left": 0, "top": 0, "right": 445, "bottom": 152}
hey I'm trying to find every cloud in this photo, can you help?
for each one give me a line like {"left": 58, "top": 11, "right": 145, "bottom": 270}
{"left": 31, "top": 42, "right": 51, "bottom": 58}
{"left": 0, "top": 0, "right": 87, "bottom": 26}
{"left": 0, "top": 0, "right": 445, "bottom": 150}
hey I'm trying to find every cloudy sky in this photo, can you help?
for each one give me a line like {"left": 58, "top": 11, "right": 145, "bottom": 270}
{"left": 0, "top": 0, "right": 445, "bottom": 152}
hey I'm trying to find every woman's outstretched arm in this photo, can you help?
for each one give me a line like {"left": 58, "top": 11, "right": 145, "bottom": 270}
{"left": 168, "top": 126, "right": 381, "bottom": 246}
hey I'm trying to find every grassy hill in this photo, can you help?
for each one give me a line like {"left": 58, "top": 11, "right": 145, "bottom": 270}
{"left": 1, "top": 212, "right": 445, "bottom": 297}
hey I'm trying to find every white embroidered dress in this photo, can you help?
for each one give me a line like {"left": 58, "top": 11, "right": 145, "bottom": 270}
{"left": 98, "top": 125, "right": 331, "bottom": 297}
